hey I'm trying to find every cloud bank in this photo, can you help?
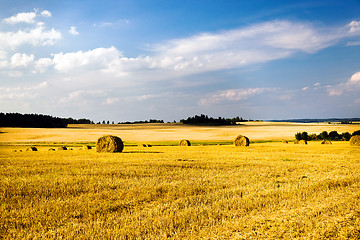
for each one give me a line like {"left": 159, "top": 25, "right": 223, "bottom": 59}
{"left": 1, "top": 9, "right": 360, "bottom": 119}
{"left": 2, "top": 18, "right": 359, "bottom": 81}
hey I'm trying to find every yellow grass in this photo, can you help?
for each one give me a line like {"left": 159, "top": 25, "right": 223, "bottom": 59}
{"left": 1, "top": 123, "right": 360, "bottom": 239}
{"left": 1, "top": 122, "right": 359, "bottom": 143}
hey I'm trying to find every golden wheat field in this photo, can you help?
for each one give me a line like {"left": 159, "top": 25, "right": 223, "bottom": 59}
{"left": 1, "top": 122, "right": 360, "bottom": 239}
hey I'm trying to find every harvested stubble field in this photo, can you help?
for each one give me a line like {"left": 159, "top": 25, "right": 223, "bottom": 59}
{"left": 1, "top": 122, "right": 360, "bottom": 239}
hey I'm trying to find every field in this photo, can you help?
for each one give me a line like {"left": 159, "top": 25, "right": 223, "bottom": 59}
{"left": 1, "top": 122, "right": 360, "bottom": 239}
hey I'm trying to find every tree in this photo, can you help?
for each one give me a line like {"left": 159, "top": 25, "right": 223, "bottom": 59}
{"left": 295, "top": 132, "right": 309, "bottom": 141}
{"left": 309, "top": 133, "right": 317, "bottom": 140}
{"left": 341, "top": 132, "right": 351, "bottom": 141}
{"left": 318, "top": 131, "right": 328, "bottom": 140}
{"left": 302, "top": 132, "right": 309, "bottom": 141}
{"left": 328, "top": 131, "right": 340, "bottom": 140}
{"left": 353, "top": 130, "right": 360, "bottom": 136}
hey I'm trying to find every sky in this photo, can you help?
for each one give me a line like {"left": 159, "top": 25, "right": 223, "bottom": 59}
{"left": 0, "top": 0, "right": 360, "bottom": 122}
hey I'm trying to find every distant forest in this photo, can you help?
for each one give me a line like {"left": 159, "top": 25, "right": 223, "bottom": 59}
{"left": 3, "top": 112, "right": 356, "bottom": 128}
{"left": 118, "top": 119, "right": 164, "bottom": 124}
{"left": 180, "top": 114, "right": 249, "bottom": 126}
{"left": 0, "top": 113, "right": 92, "bottom": 128}
{"left": 270, "top": 118, "right": 360, "bottom": 124}
{"left": 0, "top": 113, "right": 250, "bottom": 128}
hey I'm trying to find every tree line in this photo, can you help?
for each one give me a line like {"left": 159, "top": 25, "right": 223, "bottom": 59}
{"left": 180, "top": 114, "right": 249, "bottom": 126}
{"left": 118, "top": 119, "right": 164, "bottom": 124}
{"left": 0, "top": 112, "right": 92, "bottom": 128}
{"left": 295, "top": 130, "right": 360, "bottom": 141}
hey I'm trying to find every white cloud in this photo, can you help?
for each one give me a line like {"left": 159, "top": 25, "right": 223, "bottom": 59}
{"left": 10, "top": 53, "right": 35, "bottom": 67}
{"left": 313, "top": 82, "right": 321, "bottom": 90}
{"left": 3, "top": 11, "right": 37, "bottom": 24}
{"left": 69, "top": 26, "right": 79, "bottom": 35}
{"left": 1, "top": 18, "right": 360, "bottom": 108}
{"left": 103, "top": 92, "right": 175, "bottom": 105}
{"left": 0, "top": 50, "right": 7, "bottom": 59}
{"left": 51, "top": 46, "right": 122, "bottom": 72}
{"left": 1, "top": 19, "right": 359, "bottom": 81}
{"left": 7, "top": 71, "right": 23, "bottom": 77}
{"left": 0, "top": 25, "right": 61, "bottom": 49}
{"left": 199, "top": 88, "right": 273, "bottom": 105}
{"left": 104, "top": 97, "right": 120, "bottom": 105}
{"left": 346, "top": 41, "right": 360, "bottom": 46}
{"left": 100, "top": 22, "right": 113, "bottom": 27}
{"left": 302, "top": 87, "right": 309, "bottom": 91}
{"left": 0, "top": 53, "right": 36, "bottom": 75}
{"left": 120, "top": 19, "right": 130, "bottom": 24}
{"left": 25, "top": 81, "right": 48, "bottom": 90}
{"left": 327, "top": 87, "right": 343, "bottom": 96}
{"left": 2, "top": 10, "right": 52, "bottom": 25}
{"left": 59, "top": 90, "right": 107, "bottom": 104}
{"left": 326, "top": 71, "right": 360, "bottom": 96}
{"left": 349, "top": 71, "right": 360, "bottom": 84}
{"left": 34, "top": 57, "right": 53, "bottom": 73}
{"left": 93, "top": 19, "right": 130, "bottom": 27}
{"left": 146, "top": 20, "right": 360, "bottom": 77}
{"left": 0, "top": 10, "right": 60, "bottom": 51}
{"left": 0, "top": 81, "right": 48, "bottom": 100}
{"left": 349, "top": 20, "right": 360, "bottom": 33}
{"left": 62, "top": 20, "right": 358, "bottom": 83}
{"left": 40, "top": 10, "right": 51, "bottom": 17}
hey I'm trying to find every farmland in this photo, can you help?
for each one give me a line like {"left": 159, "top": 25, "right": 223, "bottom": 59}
{"left": 1, "top": 122, "right": 360, "bottom": 239}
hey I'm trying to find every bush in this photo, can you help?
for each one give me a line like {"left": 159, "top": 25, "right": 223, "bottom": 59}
{"left": 295, "top": 132, "right": 308, "bottom": 141}
{"left": 341, "top": 132, "right": 351, "bottom": 141}
{"left": 318, "top": 131, "right": 328, "bottom": 140}
{"left": 353, "top": 130, "right": 360, "bottom": 136}
{"left": 328, "top": 131, "right": 340, "bottom": 140}
{"left": 296, "top": 130, "right": 353, "bottom": 141}
{"left": 309, "top": 133, "right": 317, "bottom": 141}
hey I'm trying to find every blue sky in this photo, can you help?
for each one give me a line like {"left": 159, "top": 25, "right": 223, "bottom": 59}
{"left": 0, "top": 0, "right": 360, "bottom": 122}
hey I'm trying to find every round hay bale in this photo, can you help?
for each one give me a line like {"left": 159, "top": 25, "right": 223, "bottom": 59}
{"left": 58, "top": 146, "right": 67, "bottom": 150}
{"left": 48, "top": 148, "right": 55, "bottom": 151}
{"left": 179, "top": 139, "right": 191, "bottom": 146}
{"left": 299, "top": 140, "right": 307, "bottom": 145}
{"left": 350, "top": 135, "right": 360, "bottom": 146}
{"left": 234, "top": 135, "right": 250, "bottom": 146}
{"left": 26, "top": 147, "right": 37, "bottom": 151}
{"left": 96, "top": 135, "right": 124, "bottom": 153}
{"left": 294, "top": 140, "right": 299, "bottom": 144}
{"left": 321, "top": 140, "right": 332, "bottom": 145}
{"left": 82, "top": 145, "right": 92, "bottom": 150}
{"left": 282, "top": 140, "right": 288, "bottom": 144}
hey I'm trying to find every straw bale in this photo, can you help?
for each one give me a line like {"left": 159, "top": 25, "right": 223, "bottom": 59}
{"left": 234, "top": 135, "right": 250, "bottom": 146}
{"left": 96, "top": 135, "right": 124, "bottom": 153}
